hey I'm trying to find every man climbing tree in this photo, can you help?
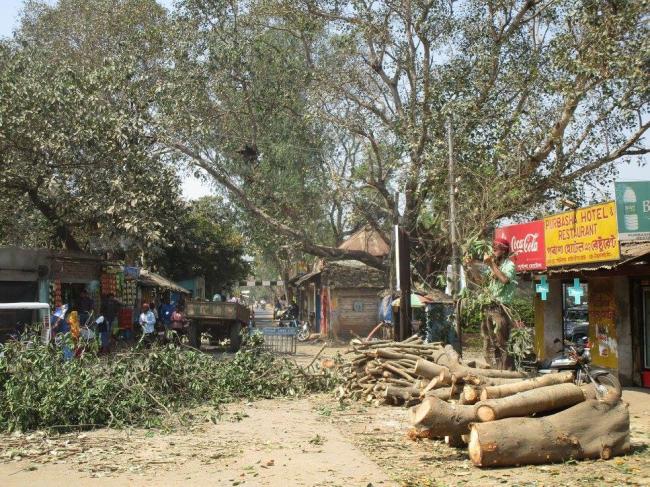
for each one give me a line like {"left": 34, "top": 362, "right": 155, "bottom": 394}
{"left": 466, "top": 237, "right": 517, "bottom": 370}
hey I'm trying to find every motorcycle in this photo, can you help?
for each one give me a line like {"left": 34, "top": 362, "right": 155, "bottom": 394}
{"left": 535, "top": 337, "right": 621, "bottom": 399}
{"left": 275, "top": 307, "right": 312, "bottom": 342}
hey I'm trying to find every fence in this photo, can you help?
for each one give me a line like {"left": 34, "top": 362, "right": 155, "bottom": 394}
{"left": 261, "top": 326, "right": 297, "bottom": 354}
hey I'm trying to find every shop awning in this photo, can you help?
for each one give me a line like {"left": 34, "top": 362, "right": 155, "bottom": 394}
{"left": 547, "top": 241, "right": 650, "bottom": 275}
{"left": 138, "top": 270, "right": 190, "bottom": 294}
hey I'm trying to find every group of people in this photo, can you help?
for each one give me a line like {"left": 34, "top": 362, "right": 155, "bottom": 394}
{"left": 138, "top": 300, "right": 188, "bottom": 346}
{"left": 48, "top": 291, "right": 189, "bottom": 360}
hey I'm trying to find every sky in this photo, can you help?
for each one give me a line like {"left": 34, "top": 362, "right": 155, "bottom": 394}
{"left": 1, "top": 0, "right": 647, "bottom": 202}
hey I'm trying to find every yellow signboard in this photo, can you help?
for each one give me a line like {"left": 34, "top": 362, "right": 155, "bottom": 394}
{"left": 544, "top": 201, "right": 620, "bottom": 267}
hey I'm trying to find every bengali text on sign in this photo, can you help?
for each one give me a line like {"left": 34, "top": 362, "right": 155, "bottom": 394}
{"left": 544, "top": 201, "right": 620, "bottom": 267}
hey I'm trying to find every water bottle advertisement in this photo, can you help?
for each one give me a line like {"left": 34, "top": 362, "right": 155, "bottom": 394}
{"left": 615, "top": 182, "right": 650, "bottom": 241}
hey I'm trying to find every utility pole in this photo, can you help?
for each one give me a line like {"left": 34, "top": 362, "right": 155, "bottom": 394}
{"left": 447, "top": 115, "right": 462, "bottom": 353}
{"left": 398, "top": 227, "right": 411, "bottom": 341}
{"left": 392, "top": 193, "right": 411, "bottom": 341}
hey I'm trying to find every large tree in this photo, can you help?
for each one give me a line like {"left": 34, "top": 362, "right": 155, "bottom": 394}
{"left": 0, "top": 0, "right": 183, "bottom": 261}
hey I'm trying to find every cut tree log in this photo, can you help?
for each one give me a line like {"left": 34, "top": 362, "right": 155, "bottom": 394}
{"left": 384, "top": 385, "right": 420, "bottom": 402}
{"left": 445, "top": 433, "right": 466, "bottom": 448}
{"left": 409, "top": 396, "right": 477, "bottom": 436}
{"left": 423, "top": 386, "right": 455, "bottom": 401}
{"left": 475, "top": 383, "right": 588, "bottom": 422}
{"left": 480, "top": 371, "right": 574, "bottom": 401}
{"left": 469, "top": 399, "right": 630, "bottom": 467}
{"left": 462, "top": 384, "right": 481, "bottom": 404}
{"left": 449, "top": 365, "right": 526, "bottom": 383}
{"left": 414, "top": 358, "right": 452, "bottom": 383}
{"left": 464, "top": 375, "right": 525, "bottom": 387}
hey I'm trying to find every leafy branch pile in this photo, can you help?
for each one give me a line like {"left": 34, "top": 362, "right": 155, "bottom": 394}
{"left": 0, "top": 333, "right": 337, "bottom": 432}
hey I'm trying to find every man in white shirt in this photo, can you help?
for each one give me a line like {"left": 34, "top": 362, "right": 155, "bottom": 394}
{"left": 139, "top": 303, "right": 156, "bottom": 346}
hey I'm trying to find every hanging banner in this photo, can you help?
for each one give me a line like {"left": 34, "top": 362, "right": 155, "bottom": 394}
{"left": 544, "top": 202, "right": 620, "bottom": 267}
{"left": 495, "top": 220, "right": 546, "bottom": 272}
{"left": 588, "top": 278, "right": 618, "bottom": 369}
{"left": 615, "top": 181, "right": 650, "bottom": 241}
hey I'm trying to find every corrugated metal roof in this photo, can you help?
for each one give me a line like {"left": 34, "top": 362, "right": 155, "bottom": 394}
{"left": 547, "top": 241, "right": 650, "bottom": 275}
{"left": 138, "top": 270, "right": 191, "bottom": 294}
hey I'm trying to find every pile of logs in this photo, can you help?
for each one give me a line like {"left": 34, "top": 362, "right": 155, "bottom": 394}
{"left": 337, "top": 336, "right": 445, "bottom": 405}
{"left": 407, "top": 348, "right": 630, "bottom": 467}
{"left": 340, "top": 336, "right": 630, "bottom": 467}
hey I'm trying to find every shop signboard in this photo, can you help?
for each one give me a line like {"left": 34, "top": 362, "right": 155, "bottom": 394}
{"left": 494, "top": 220, "right": 546, "bottom": 272}
{"left": 544, "top": 201, "right": 620, "bottom": 267}
{"left": 615, "top": 181, "right": 650, "bottom": 241}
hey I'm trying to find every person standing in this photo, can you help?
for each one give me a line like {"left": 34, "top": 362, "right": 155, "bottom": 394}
{"left": 51, "top": 306, "right": 73, "bottom": 361}
{"left": 465, "top": 236, "right": 517, "bottom": 370}
{"left": 139, "top": 303, "right": 156, "bottom": 346}
{"left": 77, "top": 289, "right": 94, "bottom": 327}
{"left": 100, "top": 293, "right": 120, "bottom": 354}
{"left": 170, "top": 306, "right": 187, "bottom": 344}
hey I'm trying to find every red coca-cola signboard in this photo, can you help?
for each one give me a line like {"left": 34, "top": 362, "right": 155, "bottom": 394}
{"left": 495, "top": 220, "right": 546, "bottom": 272}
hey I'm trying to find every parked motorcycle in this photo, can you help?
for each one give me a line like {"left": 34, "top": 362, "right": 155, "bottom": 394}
{"left": 535, "top": 337, "right": 621, "bottom": 399}
{"left": 275, "top": 307, "right": 311, "bottom": 342}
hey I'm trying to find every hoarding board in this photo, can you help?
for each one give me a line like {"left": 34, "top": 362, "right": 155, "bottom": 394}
{"left": 615, "top": 181, "right": 650, "bottom": 241}
{"left": 588, "top": 278, "right": 619, "bottom": 369}
{"left": 544, "top": 201, "right": 620, "bottom": 267}
{"left": 494, "top": 220, "right": 546, "bottom": 272}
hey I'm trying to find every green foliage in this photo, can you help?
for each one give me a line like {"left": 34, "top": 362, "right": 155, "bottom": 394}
{"left": 0, "top": 332, "right": 337, "bottom": 432}
{"left": 151, "top": 196, "right": 250, "bottom": 295}
{"left": 507, "top": 325, "right": 535, "bottom": 371}
{"left": 0, "top": 0, "right": 183, "bottom": 254}
{"left": 460, "top": 289, "right": 534, "bottom": 333}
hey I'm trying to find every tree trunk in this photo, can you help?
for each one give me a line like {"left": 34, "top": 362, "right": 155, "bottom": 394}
{"left": 469, "top": 399, "right": 630, "bottom": 467}
{"left": 480, "top": 371, "right": 574, "bottom": 401}
{"left": 475, "top": 383, "right": 588, "bottom": 422}
{"left": 409, "top": 396, "right": 477, "bottom": 436}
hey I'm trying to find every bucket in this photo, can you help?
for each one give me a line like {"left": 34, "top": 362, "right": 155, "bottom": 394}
{"left": 642, "top": 370, "right": 650, "bottom": 388}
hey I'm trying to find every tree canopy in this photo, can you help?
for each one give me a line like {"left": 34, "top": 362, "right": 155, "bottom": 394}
{"left": 3, "top": 0, "right": 647, "bottom": 287}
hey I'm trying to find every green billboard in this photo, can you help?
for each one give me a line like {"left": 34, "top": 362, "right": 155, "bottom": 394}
{"left": 615, "top": 181, "right": 650, "bottom": 241}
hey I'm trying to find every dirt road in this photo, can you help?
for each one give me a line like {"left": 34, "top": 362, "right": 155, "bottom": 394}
{"left": 0, "top": 397, "right": 394, "bottom": 487}
{"left": 1, "top": 341, "right": 648, "bottom": 486}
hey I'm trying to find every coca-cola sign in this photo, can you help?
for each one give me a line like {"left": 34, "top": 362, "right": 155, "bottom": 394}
{"left": 495, "top": 220, "right": 546, "bottom": 272}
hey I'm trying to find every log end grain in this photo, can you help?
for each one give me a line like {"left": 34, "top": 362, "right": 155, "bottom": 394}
{"left": 468, "top": 428, "right": 483, "bottom": 466}
{"left": 476, "top": 405, "right": 496, "bottom": 422}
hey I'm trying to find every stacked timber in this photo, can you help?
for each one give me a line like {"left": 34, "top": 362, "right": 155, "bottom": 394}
{"left": 338, "top": 337, "right": 524, "bottom": 407}
{"left": 407, "top": 353, "right": 630, "bottom": 467}
{"left": 337, "top": 336, "right": 445, "bottom": 405}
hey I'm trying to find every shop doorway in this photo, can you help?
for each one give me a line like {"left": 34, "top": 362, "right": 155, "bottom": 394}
{"left": 643, "top": 288, "right": 650, "bottom": 369}
{"left": 562, "top": 281, "right": 589, "bottom": 345}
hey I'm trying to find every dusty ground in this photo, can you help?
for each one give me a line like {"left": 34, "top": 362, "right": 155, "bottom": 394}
{"left": 1, "top": 340, "right": 649, "bottom": 486}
